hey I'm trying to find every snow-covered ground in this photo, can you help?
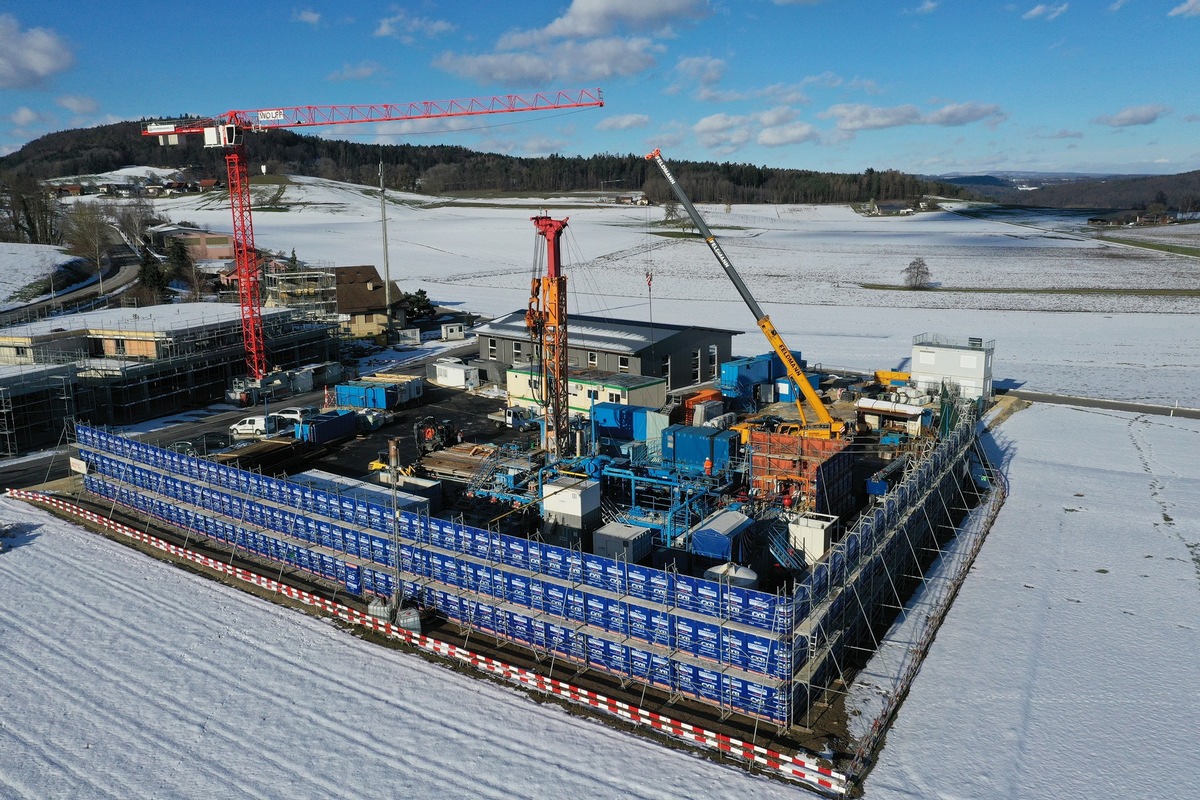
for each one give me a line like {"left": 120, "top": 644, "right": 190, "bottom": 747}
{"left": 2, "top": 174, "right": 1198, "bottom": 798}
{"left": 144, "top": 176, "right": 1199, "bottom": 405}
{"left": 0, "top": 243, "right": 79, "bottom": 311}
{"left": 0, "top": 496, "right": 798, "bottom": 800}
{"left": 862, "top": 405, "right": 1200, "bottom": 799}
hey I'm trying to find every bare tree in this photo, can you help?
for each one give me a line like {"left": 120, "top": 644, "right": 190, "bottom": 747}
{"left": 114, "top": 196, "right": 155, "bottom": 246}
{"left": 61, "top": 201, "right": 112, "bottom": 296}
{"left": 903, "top": 256, "right": 932, "bottom": 290}
{"left": 1, "top": 173, "right": 59, "bottom": 244}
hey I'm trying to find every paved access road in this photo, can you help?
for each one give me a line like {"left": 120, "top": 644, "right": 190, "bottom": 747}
{"left": 1007, "top": 389, "right": 1200, "bottom": 420}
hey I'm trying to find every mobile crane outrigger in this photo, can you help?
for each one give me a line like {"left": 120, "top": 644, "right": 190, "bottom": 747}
{"left": 645, "top": 149, "right": 845, "bottom": 439}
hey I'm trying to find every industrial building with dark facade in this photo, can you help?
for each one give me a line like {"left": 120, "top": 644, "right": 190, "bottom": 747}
{"left": 470, "top": 311, "right": 741, "bottom": 391}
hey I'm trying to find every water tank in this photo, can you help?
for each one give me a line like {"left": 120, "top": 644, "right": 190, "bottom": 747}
{"left": 367, "top": 597, "right": 394, "bottom": 621}
{"left": 703, "top": 562, "right": 759, "bottom": 590}
{"left": 394, "top": 607, "right": 422, "bottom": 634}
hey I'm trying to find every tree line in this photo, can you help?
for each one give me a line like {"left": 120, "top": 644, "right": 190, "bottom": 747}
{"left": 1, "top": 120, "right": 968, "bottom": 215}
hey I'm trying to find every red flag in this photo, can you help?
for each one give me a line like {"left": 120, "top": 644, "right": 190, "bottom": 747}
{"left": 645, "top": 270, "right": 653, "bottom": 288}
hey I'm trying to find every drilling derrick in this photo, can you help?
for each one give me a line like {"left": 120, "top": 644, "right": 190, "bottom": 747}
{"left": 527, "top": 216, "right": 570, "bottom": 458}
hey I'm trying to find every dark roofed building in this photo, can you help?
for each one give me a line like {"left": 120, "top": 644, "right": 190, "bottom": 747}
{"left": 473, "top": 311, "right": 741, "bottom": 392}
{"left": 334, "top": 265, "right": 406, "bottom": 337}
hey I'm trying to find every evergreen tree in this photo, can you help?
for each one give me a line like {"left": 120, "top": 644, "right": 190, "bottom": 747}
{"left": 137, "top": 246, "right": 167, "bottom": 300}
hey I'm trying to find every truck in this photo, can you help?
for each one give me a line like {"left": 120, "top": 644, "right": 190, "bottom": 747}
{"left": 487, "top": 405, "right": 540, "bottom": 432}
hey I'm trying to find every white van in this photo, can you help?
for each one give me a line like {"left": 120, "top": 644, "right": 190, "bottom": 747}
{"left": 229, "top": 415, "right": 278, "bottom": 440}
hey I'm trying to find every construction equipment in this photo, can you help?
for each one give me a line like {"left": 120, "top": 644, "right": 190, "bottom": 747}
{"left": 413, "top": 416, "right": 457, "bottom": 455}
{"left": 141, "top": 89, "right": 604, "bottom": 384}
{"left": 526, "top": 215, "right": 570, "bottom": 456}
{"left": 645, "top": 149, "right": 845, "bottom": 439}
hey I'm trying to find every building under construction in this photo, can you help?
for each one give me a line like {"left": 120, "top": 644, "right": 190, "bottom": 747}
{"left": 0, "top": 302, "right": 335, "bottom": 455}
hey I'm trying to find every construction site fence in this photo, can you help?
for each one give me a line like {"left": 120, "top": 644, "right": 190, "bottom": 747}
{"left": 5, "top": 489, "right": 847, "bottom": 797}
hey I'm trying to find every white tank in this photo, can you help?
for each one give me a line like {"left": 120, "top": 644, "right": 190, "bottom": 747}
{"left": 704, "top": 562, "right": 759, "bottom": 590}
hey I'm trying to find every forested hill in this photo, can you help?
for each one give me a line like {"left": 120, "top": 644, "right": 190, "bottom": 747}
{"left": 0, "top": 120, "right": 968, "bottom": 205}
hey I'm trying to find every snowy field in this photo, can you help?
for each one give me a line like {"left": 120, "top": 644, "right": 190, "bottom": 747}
{"left": 0, "top": 243, "right": 78, "bottom": 311}
{"left": 144, "top": 176, "right": 1200, "bottom": 405}
{"left": 859, "top": 406, "right": 1200, "bottom": 799}
{"left": 0, "top": 497, "right": 799, "bottom": 800}
{"left": 2, "top": 173, "right": 1199, "bottom": 798}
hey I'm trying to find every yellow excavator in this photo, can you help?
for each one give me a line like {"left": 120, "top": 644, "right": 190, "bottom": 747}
{"left": 645, "top": 149, "right": 845, "bottom": 439}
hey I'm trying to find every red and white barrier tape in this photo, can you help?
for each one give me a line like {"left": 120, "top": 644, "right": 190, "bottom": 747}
{"left": 7, "top": 489, "right": 846, "bottom": 796}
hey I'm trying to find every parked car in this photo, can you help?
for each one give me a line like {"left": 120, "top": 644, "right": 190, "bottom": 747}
{"left": 229, "top": 415, "right": 278, "bottom": 440}
{"left": 272, "top": 406, "right": 320, "bottom": 425}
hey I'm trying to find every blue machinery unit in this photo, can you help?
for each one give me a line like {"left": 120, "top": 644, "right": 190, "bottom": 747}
{"left": 75, "top": 405, "right": 980, "bottom": 729}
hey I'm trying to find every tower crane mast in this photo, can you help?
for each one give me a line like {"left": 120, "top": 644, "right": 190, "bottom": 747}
{"left": 645, "top": 149, "right": 844, "bottom": 438}
{"left": 141, "top": 89, "right": 604, "bottom": 381}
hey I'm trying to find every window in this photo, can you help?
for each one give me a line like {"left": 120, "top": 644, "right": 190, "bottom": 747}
{"left": 530, "top": 377, "right": 540, "bottom": 392}
{"left": 586, "top": 388, "right": 599, "bottom": 400}
{"left": 919, "top": 350, "right": 936, "bottom": 365}
{"left": 15, "top": 346, "right": 28, "bottom": 358}
{"left": 660, "top": 355, "right": 671, "bottom": 382}
{"left": 708, "top": 344, "right": 718, "bottom": 378}
{"left": 114, "top": 339, "right": 126, "bottom": 355}
{"left": 617, "top": 355, "right": 630, "bottom": 373}
{"left": 587, "top": 351, "right": 598, "bottom": 367}
{"left": 487, "top": 337, "right": 497, "bottom": 359}
{"left": 691, "top": 348, "right": 702, "bottom": 384}
{"left": 512, "top": 341, "right": 523, "bottom": 360}
{"left": 608, "top": 392, "right": 622, "bottom": 403}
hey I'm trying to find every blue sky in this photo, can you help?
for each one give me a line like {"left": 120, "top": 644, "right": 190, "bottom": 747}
{"left": 3, "top": 1, "right": 1198, "bottom": 175}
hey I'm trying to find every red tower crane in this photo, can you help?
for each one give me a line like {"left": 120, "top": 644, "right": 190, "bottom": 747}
{"left": 526, "top": 215, "right": 571, "bottom": 457}
{"left": 141, "top": 89, "right": 604, "bottom": 381}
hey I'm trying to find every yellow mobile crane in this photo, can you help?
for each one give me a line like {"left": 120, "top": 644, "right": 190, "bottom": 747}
{"left": 645, "top": 149, "right": 844, "bottom": 439}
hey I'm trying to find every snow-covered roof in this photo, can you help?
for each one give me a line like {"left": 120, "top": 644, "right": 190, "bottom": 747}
{"left": 475, "top": 311, "right": 741, "bottom": 355}
{"left": 3, "top": 302, "right": 292, "bottom": 339}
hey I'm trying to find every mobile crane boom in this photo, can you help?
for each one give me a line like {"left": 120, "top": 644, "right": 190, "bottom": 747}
{"left": 644, "top": 149, "right": 843, "bottom": 437}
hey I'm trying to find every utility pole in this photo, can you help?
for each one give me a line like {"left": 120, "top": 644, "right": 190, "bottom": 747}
{"left": 380, "top": 158, "right": 392, "bottom": 344}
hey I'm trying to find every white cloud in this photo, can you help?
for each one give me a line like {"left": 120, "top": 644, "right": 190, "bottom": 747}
{"left": 910, "top": 1, "right": 939, "bottom": 14}
{"left": 294, "top": 9, "right": 320, "bottom": 26}
{"left": 693, "top": 112, "right": 754, "bottom": 153}
{"left": 375, "top": 11, "right": 455, "bottom": 43}
{"left": 820, "top": 103, "right": 922, "bottom": 130}
{"left": 56, "top": 94, "right": 97, "bottom": 114}
{"left": 1035, "top": 128, "right": 1084, "bottom": 139}
{"left": 596, "top": 114, "right": 650, "bottom": 131}
{"left": 499, "top": 0, "right": 709, "bottom": 49}
{"left": 924, "top": 102, "right": 1006, "bottom": 126}
{"left": 0, "top": 14, "right": 74, "bottom": 89}
{"left": 1168, "top": 0, "right": 1200, "bottom": 16}
{"left": 1023, "top": 3, "right": 1069, "bottom": 20}
{"left": 1108, "top": 0, "right": 1128, "bottom": 10}
{"left": 1092, "top": 104, "right": 1171, "bottom": 126}
{"left": 326, "top": 61, "right": 382, "bottom": 82}
{"left": 11, "top": 106, "right": 42, "bottom": 126}
{"left": 435, "top": 37, "right": 662, "bottom": 83}
{"left": 757, "top": 120, "right": 819, "bottom": 147}
{"left": 674, "top": 56, "right": 725, "bottom": 86}
{"left": 819, "top": 101, "right": 1006, "bottom": 132}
